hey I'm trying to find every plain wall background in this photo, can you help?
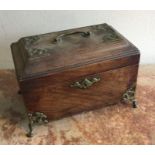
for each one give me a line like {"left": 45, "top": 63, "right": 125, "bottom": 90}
{"left": 0, "top": 10, "right": 155, "bottom": 69}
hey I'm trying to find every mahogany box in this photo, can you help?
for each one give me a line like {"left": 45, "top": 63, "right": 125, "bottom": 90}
{"left": 11, "top": 23, "right": 140, "bottom": 133}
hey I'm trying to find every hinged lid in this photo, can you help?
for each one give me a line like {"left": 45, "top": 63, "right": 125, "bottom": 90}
{"left": 11, "top": 23, "right": 140, "bottom": 81}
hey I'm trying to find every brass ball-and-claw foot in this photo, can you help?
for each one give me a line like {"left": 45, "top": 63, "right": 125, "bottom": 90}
{"left": 132, "top": 100, "right": 138, "bottom": 108}
{"left": 26, "top": 132, "right": 33, "bottom": 138}
{"left": 26, "top": 112, "right": 48, "bottom": 138}
{"left": 122, "top": 84, "right": 138, "bottom": 109}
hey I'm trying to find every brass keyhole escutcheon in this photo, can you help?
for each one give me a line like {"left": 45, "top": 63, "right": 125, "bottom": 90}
{"left": 70, "top": 77, "right": 100, "bottom": 89}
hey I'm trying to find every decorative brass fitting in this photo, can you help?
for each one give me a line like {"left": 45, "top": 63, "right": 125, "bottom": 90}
{"left": 26, "top": 112, "right": 48, "bottom": 137}
{"left": 122, "top": 84, "right": 138, "bottom": 108}
{"left": 70, "top": 77, "right": 100, "bottom": 89}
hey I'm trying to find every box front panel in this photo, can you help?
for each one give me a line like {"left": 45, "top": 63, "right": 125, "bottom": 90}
{"left": 21, "top": 64, "right": 139, "bottom": 120}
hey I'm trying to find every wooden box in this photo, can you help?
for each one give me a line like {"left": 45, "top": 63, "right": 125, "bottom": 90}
{"left": 11, "top": 23, "right": 140, "bottom": 122}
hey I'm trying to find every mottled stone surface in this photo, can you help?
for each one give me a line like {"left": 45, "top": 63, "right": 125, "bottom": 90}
{"left": 0, "top": 65, "right": 155, "bottom": 144}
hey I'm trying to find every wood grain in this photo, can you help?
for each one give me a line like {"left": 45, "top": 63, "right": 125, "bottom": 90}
{"left": 21, "top": 64, "right": 139, "bottom": 120}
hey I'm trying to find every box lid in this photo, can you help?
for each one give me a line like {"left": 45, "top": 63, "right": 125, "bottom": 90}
{"left": 11, "top": 23, "right": 140, "bottom": 81}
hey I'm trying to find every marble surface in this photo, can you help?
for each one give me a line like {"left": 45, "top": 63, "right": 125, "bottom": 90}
{"left": 0, "top": 65, "right": 155, "bottom": 145}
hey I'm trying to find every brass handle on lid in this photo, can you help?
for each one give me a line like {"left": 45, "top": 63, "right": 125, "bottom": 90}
{"left": 70, "top": 76, "right": 100, "bottom": 89}
{"left": 52, "top": 31, "right": 91, "bottom": 43}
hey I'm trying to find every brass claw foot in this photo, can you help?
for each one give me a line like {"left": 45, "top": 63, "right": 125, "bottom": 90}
{"left": 132, "top": 100, "right": 138, "bottom": 108}
{"left": 26, "top": 113, "right": 33, "bottom": 137}
{"left": 26, "top": 112, "right": 48, "bottom": 137}
{"left": 122, "top": 84, "right": 138, "bottom": 108}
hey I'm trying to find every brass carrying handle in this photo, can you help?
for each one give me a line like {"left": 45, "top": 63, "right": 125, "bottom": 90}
{"left": 70, "top": 76, "right": 100, "bottom": 89}
{"left": 52, "top": 31, "right": 91, "bottom": 43}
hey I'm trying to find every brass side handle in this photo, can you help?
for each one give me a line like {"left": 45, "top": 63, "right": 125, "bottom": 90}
{"left": 70, "top": 77, "right": 100, "bottom": 89}
{"left": 52, "top": 31, "right": 91, "bottom": 43}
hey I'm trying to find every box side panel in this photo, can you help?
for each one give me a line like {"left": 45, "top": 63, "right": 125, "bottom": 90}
{"left": 20, "top": 63, "right": 139, "bottom": 120}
